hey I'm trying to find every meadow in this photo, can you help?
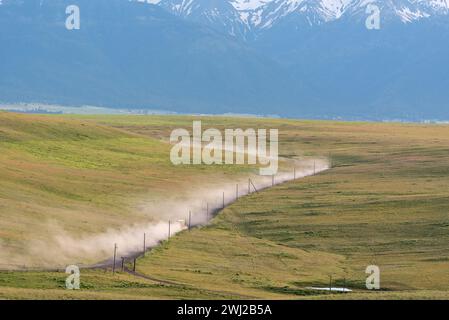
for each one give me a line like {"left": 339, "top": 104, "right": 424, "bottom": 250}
{"left": 1, "top": 112, "right": 448, "bottom": 299}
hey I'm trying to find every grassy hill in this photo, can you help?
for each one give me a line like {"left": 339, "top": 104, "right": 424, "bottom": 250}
{"left": 130, "top": 119, "right": 449, "bottom": 299}
{"left": 1, "top": 113, "right": 449, "bottom": 299}
{"left": 0, "top": 112, "right": 258, "bottom": 268}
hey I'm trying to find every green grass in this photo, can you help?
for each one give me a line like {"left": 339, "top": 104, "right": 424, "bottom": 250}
{"left": 130, "top": 118, "right": 449, "bottom": 298}
{"left": 0, "top": 270, "right": 246, "bottom": 300}
{"left": 0, "top": 112, "right": 259, "bottom": 268}
{"left": 1, "top": 112, "right": 449, "bottom": 299}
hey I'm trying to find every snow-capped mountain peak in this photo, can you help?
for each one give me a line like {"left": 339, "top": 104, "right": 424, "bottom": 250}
{"left": 230, "top": 0, "right": 272, "bottom": 11}
{"left": 147, "top": 0, "right": 449, "bottom": 38}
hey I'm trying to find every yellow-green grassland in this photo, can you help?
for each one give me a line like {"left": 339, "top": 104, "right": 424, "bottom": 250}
{"left": 1, "top": 111, "right": 448, "bottom": 299}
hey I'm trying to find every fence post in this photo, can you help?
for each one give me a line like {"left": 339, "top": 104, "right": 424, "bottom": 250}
{"left": 121, "top": 257, "right": 125, "bottom": 272}
{"left": 112, "top": 243, "right": 117, "bottom": 275}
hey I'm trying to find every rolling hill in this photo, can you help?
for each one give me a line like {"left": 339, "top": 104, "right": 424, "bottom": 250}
{"left": 1, "top": 112, "right": 449, "bottom": 299}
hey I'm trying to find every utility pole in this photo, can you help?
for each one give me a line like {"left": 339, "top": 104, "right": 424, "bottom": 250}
{"left": 168, "top": 220, "right": 171, "bottom": 239}
{"left": 143, "top": 233, "right": 146, "bottom": 256}
{"left": 188, "top": 210, "right": 191, "bottom": 231}
{"left": 112, "top": 243, "right": 117, "bottom": 275}
{"left": 236, "top": 184, "right": 239, "bottom": 200}
{"left": 121, "top": 257, "right": 125, "bottom": 272}
{"left": 248, "top": 178, "right": 251, "bottom": 194}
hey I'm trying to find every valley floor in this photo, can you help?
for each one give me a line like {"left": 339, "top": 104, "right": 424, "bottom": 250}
{"left": 1, "top": 113, "right": 449, "bottom": 299}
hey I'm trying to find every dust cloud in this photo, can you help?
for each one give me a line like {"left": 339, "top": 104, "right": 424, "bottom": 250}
{"left": 0, "top": 158, "right": 329, "bottom": 270}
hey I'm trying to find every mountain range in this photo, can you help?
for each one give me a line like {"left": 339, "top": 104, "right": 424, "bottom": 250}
{"left": 1, "top": 0, "right": 448, "bottom": 120}
{"left": 152, "top": 0, "right": 449, "bottom": 38}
